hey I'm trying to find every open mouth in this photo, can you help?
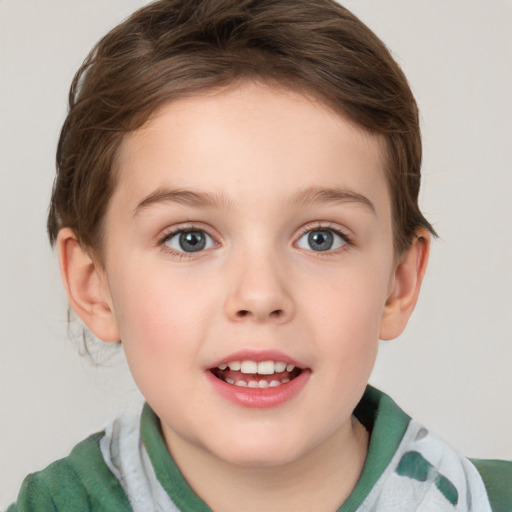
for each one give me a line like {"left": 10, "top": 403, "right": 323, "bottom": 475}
{"left": 210, "top": 360, "right": 303, "bottom": 388}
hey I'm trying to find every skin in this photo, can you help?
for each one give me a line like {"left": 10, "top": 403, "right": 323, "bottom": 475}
{"left": 58, "top": 82, "right": 429, "bottom": 511}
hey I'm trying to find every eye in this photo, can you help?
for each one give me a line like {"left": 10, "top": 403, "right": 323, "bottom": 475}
{"left": 163, "top": 230, "right": 215, "bottom": 253}
{"left": 296, "top": 228, "right": 347, "bottom": 252}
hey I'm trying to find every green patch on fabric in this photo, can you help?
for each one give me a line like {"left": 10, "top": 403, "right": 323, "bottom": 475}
{"left": 435, "top": 474, "right": 459, "bottom": 506}
{"left": 396, "top": 451, "right": 458, "bottom": 506}
{"left": 396, "top": 450, "right": 431, "bottom": 481}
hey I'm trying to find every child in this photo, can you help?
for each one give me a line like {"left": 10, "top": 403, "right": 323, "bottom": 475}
{"left": 7, "top": 0, "right": 511, "bottom": 510}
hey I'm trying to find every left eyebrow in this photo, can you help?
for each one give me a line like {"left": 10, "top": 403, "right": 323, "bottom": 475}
{"left": 286, "top": 186, "right": 376, "bottom": 215}
{"left": 133, "top": 187, "right": 234, "bottom": 215}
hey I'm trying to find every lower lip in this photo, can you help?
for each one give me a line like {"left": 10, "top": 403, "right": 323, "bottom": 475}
{"left": 205, "top": 370, "right": 310, "bottom": 409}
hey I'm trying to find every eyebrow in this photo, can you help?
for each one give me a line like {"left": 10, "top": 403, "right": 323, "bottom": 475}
{"left": 287, "top": 186, "right": 376, "bottom": 214}
{"left": 134, "top": 187, "right": 234, "bottom": 215}
{"left": 134, "top": 185, "right": 375, "bottom": 215}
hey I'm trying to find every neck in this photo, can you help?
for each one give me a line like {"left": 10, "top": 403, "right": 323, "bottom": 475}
{"left": 164, "top": 416, "right": 369, "bottom": 512}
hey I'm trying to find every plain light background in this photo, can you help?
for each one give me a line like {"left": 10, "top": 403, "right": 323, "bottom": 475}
{"left": 1, "top": 0, "right": 511, "bottom": 507}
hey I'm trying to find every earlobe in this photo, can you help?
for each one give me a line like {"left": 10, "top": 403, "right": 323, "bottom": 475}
{"left": 57, "top": 228, "right": 120, "bottom": 342}
{"left": 379, "top": 228, "right": 430, "bottom": 341}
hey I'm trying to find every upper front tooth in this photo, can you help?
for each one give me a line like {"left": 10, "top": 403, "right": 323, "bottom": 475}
{"left": 274, "top": 361, "right": 286, "bottom": 372}
{"left": 257, "top": 361, "right": 275, "bottom": 375}
{"left": 240, "top": 361, "right": 258, "bottom": 374}
{"left": 231, "top": 360, "right": 297, "bottom": 375}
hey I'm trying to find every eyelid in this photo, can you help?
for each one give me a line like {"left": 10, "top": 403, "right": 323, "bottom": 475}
{"left": 295, "top": 221, "right": 351, "bottom": 239}
{"left": 157, "top": 223, "right": 220, "bottom": 255}
{"left": 155, "top": 221, "right": 352, "bottom": 256}
{"left": 294, "top": 222, "right": 353, "bottom": 251}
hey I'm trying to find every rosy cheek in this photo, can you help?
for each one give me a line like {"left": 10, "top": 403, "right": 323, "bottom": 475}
{"left": 118, "top": 278, "right": 201, "bottom": 351}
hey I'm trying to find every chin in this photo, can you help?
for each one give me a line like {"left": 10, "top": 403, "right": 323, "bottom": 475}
{"left": 217, "top": 449, "right": 301, "bottom": 468}
{"left": 203, "top": 432, "right": 312, "bottom": 469}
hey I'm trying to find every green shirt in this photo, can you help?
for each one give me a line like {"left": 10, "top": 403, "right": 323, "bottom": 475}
{"left": 7, "top": 386, "right": 512, "bottom": 511}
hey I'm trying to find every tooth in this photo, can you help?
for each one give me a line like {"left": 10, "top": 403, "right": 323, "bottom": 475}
{"left": 281, "top": 378, "right": 290, "bottom": 384}
{"left": 241, "top": 361, "right": 258, "bottom": 374}
{"left": 274, "top": 361, "right": 286, "bottom": 372}
{"left": 286, "top": 364, "right": 295, "bottom": 372}
{"left": 257, "top": 361, "right": 275, "bottom": 375}
{"left": 247, "top": 380, "right": 258, "bottom": 388}
{"left": 225, "top": 378, "right": 234, "bottom": 384}
{"left": 228, "top": 361, "right": 241, "bottom": 371}
{"left": 258, "top": 380, "right": 269, "bottom": 388}
{"left": 218, "top": 363, "right": 228, "bottom": 370}
{"left": 269, "top": 380, "right": 281, "bottom": 387}
{"left": 235, "top": 380, "right": 247, "bottom": 387}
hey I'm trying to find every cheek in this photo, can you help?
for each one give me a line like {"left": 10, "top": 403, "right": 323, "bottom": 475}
{"left": 110, "top": 277, "right": 212, "bottom": 409}
{"left": 299, "top": 259, "right": 390, "bottom": 367}
{"left": 304, "top": 267, "right": 389, "bottom": 332}
{"left": 108, "top": 266, "right": 214, "bottom": 368}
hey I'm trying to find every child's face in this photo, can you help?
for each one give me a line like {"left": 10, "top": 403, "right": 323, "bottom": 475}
{"left": 94, "top": 83, "right": 407, "bottom": 467}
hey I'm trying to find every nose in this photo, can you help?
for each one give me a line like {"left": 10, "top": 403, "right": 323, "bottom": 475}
{"left": 224, "top": 251, "right": 295, "bottom": 324}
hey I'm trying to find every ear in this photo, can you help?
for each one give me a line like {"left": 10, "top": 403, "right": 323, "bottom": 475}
{"left": 379, "top": 228, "right": 430, "bottom": 341}
{"left": 57, "top": 228, "right": 120, "bottom": 342}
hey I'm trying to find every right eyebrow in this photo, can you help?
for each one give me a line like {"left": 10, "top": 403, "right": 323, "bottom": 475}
{"left": 133, "top": 187, "right": 234, "bottom": 215}
{"left": 286, "top": 186, "right": 376, "bottom": 215}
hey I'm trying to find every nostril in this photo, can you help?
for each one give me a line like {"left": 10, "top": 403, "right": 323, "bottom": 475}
{"left": 234, "top": 308, "right": 286, "bottom": 320}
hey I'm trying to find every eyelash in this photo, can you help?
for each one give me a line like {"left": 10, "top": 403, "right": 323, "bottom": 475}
{"left": 156, "top": 222, "right": 353, "bottom": 257}
{"left": 295, "top": 223, "right": 353, "bottom": 254}
{"left": 157, "top": 225, "right": 218, "bottom": 258}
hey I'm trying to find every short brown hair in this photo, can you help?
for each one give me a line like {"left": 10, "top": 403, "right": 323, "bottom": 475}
{"left": 48, "top": 0, "right": 436, "bottom": 256}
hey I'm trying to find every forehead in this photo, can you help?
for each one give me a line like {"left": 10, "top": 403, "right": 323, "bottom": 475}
{"left": 112, "top": 82, "right": 389, "bottom": 217}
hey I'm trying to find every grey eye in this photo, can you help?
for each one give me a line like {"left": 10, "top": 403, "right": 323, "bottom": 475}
{"left": 165, "top": 230, "right": 215, "bottom": 253}
{"left": 297, "top": 229, "right": 346, "bottom": 252}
